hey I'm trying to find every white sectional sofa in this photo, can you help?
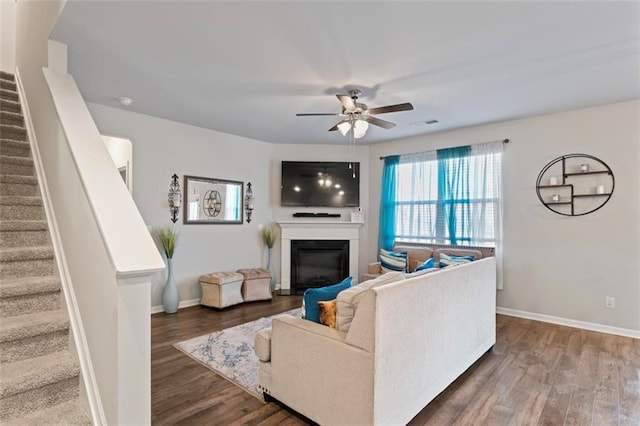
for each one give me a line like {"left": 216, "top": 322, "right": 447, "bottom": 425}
{"left": 257, "top": 257, "right": 497, "bottom": 425}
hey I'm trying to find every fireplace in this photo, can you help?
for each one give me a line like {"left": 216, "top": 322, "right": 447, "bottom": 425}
{"left": 291, "top": 240, "right": 349, "bottom": 295}
{"left": 277, "top": 221, "right": 362, "bottom": 293}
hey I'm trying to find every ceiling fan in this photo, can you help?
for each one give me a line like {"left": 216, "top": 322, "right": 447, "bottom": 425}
{"left": 296, "top": 89, "right": 414, "bottom": 139}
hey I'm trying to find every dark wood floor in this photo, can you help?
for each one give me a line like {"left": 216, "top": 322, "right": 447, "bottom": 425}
{"left": 151, "top": 295, "right": 640, "bottom": 425}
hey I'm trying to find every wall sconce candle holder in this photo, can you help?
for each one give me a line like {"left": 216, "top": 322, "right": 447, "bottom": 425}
{"left": 168, "top": 174, "right": 181, "bottom": 223}
{"left": 244, "top": 182, "right": 254, "bottom": 223}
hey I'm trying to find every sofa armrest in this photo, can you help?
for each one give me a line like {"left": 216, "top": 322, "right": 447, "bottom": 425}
{"left": 266, "top": 316, "right": 375, "bottom": 425}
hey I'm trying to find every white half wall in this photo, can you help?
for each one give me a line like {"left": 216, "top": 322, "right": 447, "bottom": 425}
{"left": 87, "top": 103, "right": 274, "bottom": 308}
{"left": 0, "top": 0, "right": 16, "bottom": 72}
{"left": 368, "top": 100, "right": 640, "bottom": 332}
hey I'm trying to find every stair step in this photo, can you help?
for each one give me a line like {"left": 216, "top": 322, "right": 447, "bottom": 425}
{"left": 0, "top": 89, "right": 19, "bottom": 103}
{"left": 0, "top": 275, "right": 60, "bottom": 298}
{"left": 0, "top": 139, "right": 30, "bottom": 158}
{"left": 10, "top": 398, "right": 91, "bottom": 425}
{"left": 0, "top": 110, "right": 24, "bottom": 128}
{"left": 0, "top": 99, "right": 21, "bottom": 114}
{"left": 0, "top": 174, "right": 39, "bottom": 196}
{"left": 0, "top": 274, "right": 60, "bottom": 319}
{"left": 0, "top": 310, "right": 69, "bottom": 363}
{"left": 0, "top": 351, "right": 80, "bottom": 421}
{"left": 0, "top": 245, "right": 54, "bottom": 279}
{"left": 0, "top": 309, "right": 68, "bottom": 343}
{"left": 0, "top": 220, "right": 49, "bottom": 248}
{"left": 0, "top": 79, "right": 16, "bottom": 92}
{"left": 0, "top": 71, "right": 15, "bottom": 82}
{"left": 0, "top": 196, "right": 43, "bottom": 220}
{"left": 0, "top": 124, "right": 26, "bottom": 141}
{"left": 0, "top": 154, "right": 34, "bottom": 176}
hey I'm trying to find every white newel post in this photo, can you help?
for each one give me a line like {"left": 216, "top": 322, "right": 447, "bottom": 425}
{"left": 277, "top": 221, "right": 363, "bottom": 291}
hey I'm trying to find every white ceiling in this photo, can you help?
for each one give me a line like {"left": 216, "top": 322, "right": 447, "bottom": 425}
{"left": 51, "top": 1, "right": 640, "bottom": 145}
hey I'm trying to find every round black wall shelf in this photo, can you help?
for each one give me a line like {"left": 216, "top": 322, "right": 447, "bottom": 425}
{"left": 536, "top": 154, "right": 614, "bottom": 216}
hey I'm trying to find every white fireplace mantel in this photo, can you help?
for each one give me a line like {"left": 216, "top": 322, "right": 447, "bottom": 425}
{"left": 278, "top": 221, "right": 363, "bottom": 291}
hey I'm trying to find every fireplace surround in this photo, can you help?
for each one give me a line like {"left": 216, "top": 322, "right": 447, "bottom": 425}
{"left": 278, "top": 221, "right": 362, "bottom": 293}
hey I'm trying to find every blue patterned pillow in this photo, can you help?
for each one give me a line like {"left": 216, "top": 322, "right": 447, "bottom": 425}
{"left": 415, "top": 257, "right": 436, "bottom": 272}
{"left": 439, "top": 253, "right": 474, "bottom": 268}
{"left": 302, "top": 277, "right": 352, "bottom": 323}
{"left": 379, "top": 249, "right": 408, "bottom": 273}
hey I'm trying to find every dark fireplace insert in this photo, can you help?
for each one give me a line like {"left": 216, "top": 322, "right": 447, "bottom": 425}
{"left": 290, "top": 239, "right": 349, "bottom": 295}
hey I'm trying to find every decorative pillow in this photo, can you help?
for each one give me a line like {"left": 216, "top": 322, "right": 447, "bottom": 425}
{"left": 439, "top": 253, "right": 474, "bottom": 268}
{"left": 302, "top": 277, "right": 352, "bottom": 323}
{"left": 415, "top": 257, "right": 435, "bottom": 272}
{"left": 336, "top": 271, "right": 405, "bottom": 332}
{"left": 379, "top": 249, "right": 408, "bottom": 273}
{"left": 318, "top": 300, "right": 337, "bottom": 328}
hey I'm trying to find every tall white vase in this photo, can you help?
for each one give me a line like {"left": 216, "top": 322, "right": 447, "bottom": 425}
{"left": 266, "top": 248, "right": 277, "bottom": 292}
{"left": 162, "top": 258, "right": 179, "bottom": 314}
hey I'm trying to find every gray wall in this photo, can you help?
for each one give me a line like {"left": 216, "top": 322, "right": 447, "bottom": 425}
{"left": 367, "top": 100, "right": 640, "bottom": 332}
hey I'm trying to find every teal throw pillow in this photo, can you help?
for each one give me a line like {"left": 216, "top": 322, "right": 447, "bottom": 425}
{"left": 379, "top": 249, "right": 408, "bottom": 273}
{"left": 415, "top": 257, "right": 436, "bottom": 272}
{"left": 302, "top": 277, "right": 352, "bottom": 323}
{"left": 439, "top": 253, "right": 474, "bottom": 268}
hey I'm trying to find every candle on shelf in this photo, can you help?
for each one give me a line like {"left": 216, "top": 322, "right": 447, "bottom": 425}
{"left": 552, "top": 194, "right": 559, "bottom": 202}
{"left": 596, "top": 185, "right": 605, "bottom": 194}
{"left": 549, "top": 176, "right": 558, "bottom": 186}
{"left": 580, "top": 164, "right": 589, "bottom": 173}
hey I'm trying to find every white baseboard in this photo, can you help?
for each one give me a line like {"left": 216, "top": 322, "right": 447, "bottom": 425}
{"left": 151, "top": 298, "right": 200, "bottom": 314}
{"left": 496, "top": 307, "right": 640, "bottom": 339}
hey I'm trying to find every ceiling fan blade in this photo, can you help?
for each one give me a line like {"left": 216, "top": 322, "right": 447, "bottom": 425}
{"left": 363, "top": 115, "right": 396, "bottom": 129}
{"left": 296, "top": 113, "right": 340, "bottom": 116}
{"left": 366, "top": 103, "right": 414, "bottom": 115}
{"left": 336, "top": 94, "right": 357, "bottom": 111}
{"left": 328, "top": 119, "right": 349, "bottom": 132}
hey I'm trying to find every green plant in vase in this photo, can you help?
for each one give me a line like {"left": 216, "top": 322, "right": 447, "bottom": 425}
{"left": 158, "top": 226, "right": 179, "bottom": 313}
{"left": 262, "top": 224, "right": 277, "bottom": 292}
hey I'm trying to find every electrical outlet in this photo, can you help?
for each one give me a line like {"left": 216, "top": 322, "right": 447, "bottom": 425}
{"left": 605, "top": 296, "right": 615, "bottom": 309}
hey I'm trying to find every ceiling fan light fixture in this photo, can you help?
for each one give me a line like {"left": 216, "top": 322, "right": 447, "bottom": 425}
{"left": 337, "top": 121, "right": 351, "bottom": 136}
{"left": 353, "top": 119, "right": 369, "bottom": 139}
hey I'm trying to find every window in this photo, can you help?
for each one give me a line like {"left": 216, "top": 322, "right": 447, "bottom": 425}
{"left": 381, "top": 142, "right": 503, "bottom": 249}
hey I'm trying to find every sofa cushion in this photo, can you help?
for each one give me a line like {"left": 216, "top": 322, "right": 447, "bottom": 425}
{"left": 393, "top": 245, "right": 434, "bottom": 272}
{"left": 379, "top": 249, "right": 408, "bottom": 273}
{"left": 255, "top": 327, "right": 272, "bottom": 362}
{"left": 302, "top": 277, "right": 352, "bottom": 323}
{"left": 439, "top": 252, "right": 474, "bottom": 268}
{"left": 336, "top": 272, "right": 405, "bottom": 332}
{"left": 318, "top": 300, "right": 337, "bottom": 328}
{"left": 414, "top": 257, "right": 436, "bottom": 272}
{"left": 433, "top": 248, "right": 483, "bottom": 265}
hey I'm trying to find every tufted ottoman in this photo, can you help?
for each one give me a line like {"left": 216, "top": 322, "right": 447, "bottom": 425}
{"left": 237, "top": 268, "right": 272, "bottom": 302}
{"left": 199, "top": 271, "right": 244, "bottom": 309}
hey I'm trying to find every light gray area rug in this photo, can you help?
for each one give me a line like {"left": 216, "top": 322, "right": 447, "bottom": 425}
{"left": 174, "top": 308, "right": 301, "bottom": 400}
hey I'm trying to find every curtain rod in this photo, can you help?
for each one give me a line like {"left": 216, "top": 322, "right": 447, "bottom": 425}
{"left": 378, "top": 138, "right": 510, "bottom": 160}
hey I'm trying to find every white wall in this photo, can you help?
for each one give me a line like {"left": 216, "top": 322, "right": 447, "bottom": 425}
{"left": 368, "top": 100, "right": 640, "bottom": 332}
{"left": 0, "top": 0, "right": 16, "bottom": 72}
{"left": 102, "top": 135, "right": 133, "bottom": 191}
{"left": 88, "top": 103, "right": 275, "bottom": 308}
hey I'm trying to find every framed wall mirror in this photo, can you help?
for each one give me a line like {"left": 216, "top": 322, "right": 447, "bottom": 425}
{"left": 183, "top": 175, "right": 244, "bottom": 224}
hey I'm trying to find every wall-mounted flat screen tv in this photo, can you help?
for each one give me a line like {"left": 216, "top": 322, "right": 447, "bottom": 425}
{"left": 281, "top": 161, "right": 360, "bottom": 207}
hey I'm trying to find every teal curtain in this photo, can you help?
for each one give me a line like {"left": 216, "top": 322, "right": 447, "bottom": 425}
{"left": 436, "top": 146, "right": 471, "bottom": 245}
{"left": 378, "top": 155, "right": 400, "bottom": 251}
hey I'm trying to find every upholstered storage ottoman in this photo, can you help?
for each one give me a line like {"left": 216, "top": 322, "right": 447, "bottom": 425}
{"left": 237, "top": 268, "right": 272, "bottom": 302}
{"left": 199, "top": 271, "right": 244, "bottom": 309}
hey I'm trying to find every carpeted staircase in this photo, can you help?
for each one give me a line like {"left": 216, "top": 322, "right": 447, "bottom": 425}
{"left": 0, "top": 71, "right": 91, "bottom": 425}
